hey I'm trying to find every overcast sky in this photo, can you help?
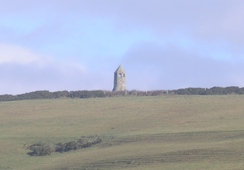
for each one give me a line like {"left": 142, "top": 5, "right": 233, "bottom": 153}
{"left": 1, "top": 0, "right": 244, "bottom": 94}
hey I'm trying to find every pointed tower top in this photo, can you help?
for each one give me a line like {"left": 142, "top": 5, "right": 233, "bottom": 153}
{"left": 115, "top": 65, "right": 125, "bottom": 73}
{"left": 113, "top": 65, "right": 126, "bottom": 91}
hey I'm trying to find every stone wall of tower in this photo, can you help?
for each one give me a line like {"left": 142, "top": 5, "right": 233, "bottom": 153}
{"left": 113, "top": 66, "right": 126, "bottom": 91}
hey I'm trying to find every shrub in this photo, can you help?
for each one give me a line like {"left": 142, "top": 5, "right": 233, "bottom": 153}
{"left": 56, "top": 135, "right": 102, "bottom": 153}
{"left": 26, "top": 135, "right": 102, "bottom": 156}
{"left": 28, "top": 143, "right": 55, "bottom": 156}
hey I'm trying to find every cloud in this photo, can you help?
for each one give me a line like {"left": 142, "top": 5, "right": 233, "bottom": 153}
{"left": 0, "top": 43, "right": 118, "bottom": 94}
{"left": 122, "top": 42, "right": 244, "bottom": 90}
{"left": 2, "top": 1, "right": 244, "bottom": 57}
{"left": 0, "top": 44, "right": 94, "bottom": 94}
{"left": 0, "top": 44, "right": 41, "bottom": 64}
{"left": 0, "top": 0, "right": 244, "bottom": 93}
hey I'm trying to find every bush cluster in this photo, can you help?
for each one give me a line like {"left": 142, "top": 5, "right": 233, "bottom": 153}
{"left": 2, "top": 86, "right": 244, "bottom": 102}
{"left": 55, "top": 135, "right": 102, "bottom": 153}
{"left": 171, "top": 86, "right": 244, "bottom": 95}
{"left": 25, "top": 135, "right": 102, "bottom": 156}
{"left": 27, "top": 143, "right": 55, "bottom": 156}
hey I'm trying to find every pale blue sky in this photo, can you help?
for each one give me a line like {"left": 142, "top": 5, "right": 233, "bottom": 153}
{"left": 0, "top": 0, "right": 244, "bottom": 94}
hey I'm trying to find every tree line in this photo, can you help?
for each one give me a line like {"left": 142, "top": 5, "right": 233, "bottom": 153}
{"left": 172, "top": 86, "right": 244, "bottom": 95}
{"left": 0, "top": 86, "right": 244, "bottom": 101}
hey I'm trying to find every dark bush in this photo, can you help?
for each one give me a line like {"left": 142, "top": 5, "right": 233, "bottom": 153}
{"left": 26, "top": 135, "right": 102, "bottom": 156}
{"left": 56, "top": 135, "right": 102, "bottom": 153}
{"left": 64, "top": 141, "right": 80, "bottom": 151}
{"left": 4, "top": 86, "right": 244, "bottom": 102}
{"left": 28, "top": 143, "right": 54, "bottom": 156}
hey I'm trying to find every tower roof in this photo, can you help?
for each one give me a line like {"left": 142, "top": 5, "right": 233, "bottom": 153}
{"left": 114, "top": 65, "right": 125, "bottom": 73}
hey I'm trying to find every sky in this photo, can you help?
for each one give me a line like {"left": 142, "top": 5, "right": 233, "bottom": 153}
{"left": 1, "top": 0, "right": 244, "bottom": 94}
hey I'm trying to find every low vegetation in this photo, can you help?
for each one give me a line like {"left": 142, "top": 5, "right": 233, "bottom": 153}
{"left": 56, "top": 135, "right": 102, "bottom": 153}
{"left": 0, "top": 86, "right": 244, "bottom": 101}
{"left": 26, "top": 143, "right": 55, "bottom": 156}
{"left": 24, "top": 136, "right": 102, "bottom": 156}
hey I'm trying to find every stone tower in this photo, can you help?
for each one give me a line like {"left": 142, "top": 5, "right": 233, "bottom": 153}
{"left": 113, "top": 65, "right": 126, "bottom": 91}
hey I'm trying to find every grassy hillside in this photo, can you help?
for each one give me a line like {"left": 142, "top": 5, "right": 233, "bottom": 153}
{"left": 1, "top": 95, "right": 244, "bottom": 169}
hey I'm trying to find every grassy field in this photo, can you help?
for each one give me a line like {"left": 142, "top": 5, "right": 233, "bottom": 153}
{"left": 1, "top": 95, "right": 244, "bottom": 169}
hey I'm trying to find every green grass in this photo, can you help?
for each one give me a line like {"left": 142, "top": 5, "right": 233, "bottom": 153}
{"left": 1, "top": 95, "right": 244, "bottom": 169}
